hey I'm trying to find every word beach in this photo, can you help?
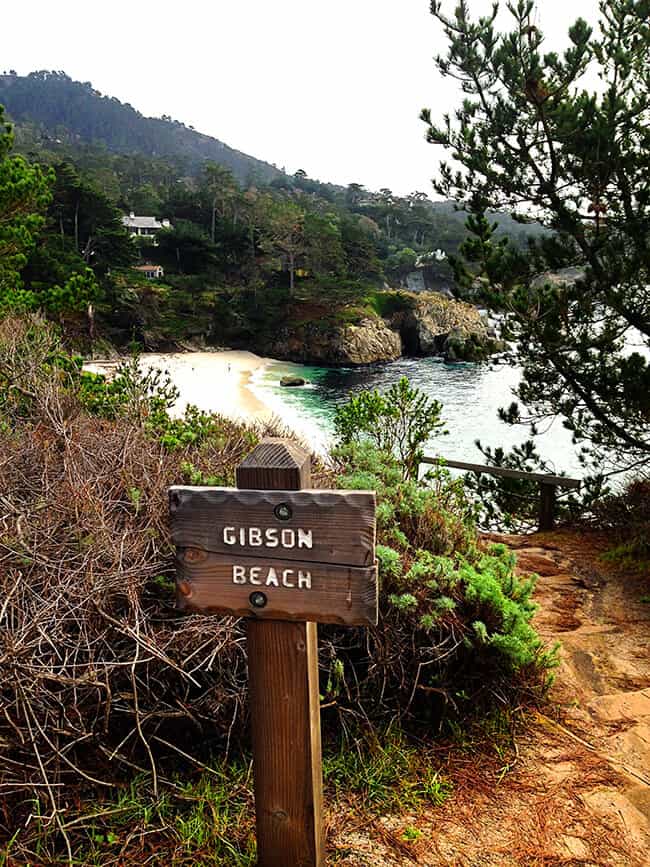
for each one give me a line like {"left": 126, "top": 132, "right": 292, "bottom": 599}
{"left": 232, "top": 564, "right": 312, "bottom": 588}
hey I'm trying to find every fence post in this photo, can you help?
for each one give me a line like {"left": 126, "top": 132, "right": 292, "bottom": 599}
{"left": 538, "top": 483, "right": 557, "bottom": 531}
{"left": 236, "top": 439, "right": 324, "bottom": 867}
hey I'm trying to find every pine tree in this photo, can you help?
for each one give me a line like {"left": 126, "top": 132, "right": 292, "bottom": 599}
{"left": 0, "top": 105, "right": 51, "bottom": 310}
{"left": 422, "top": 0, "right": 650, "bottom": 474}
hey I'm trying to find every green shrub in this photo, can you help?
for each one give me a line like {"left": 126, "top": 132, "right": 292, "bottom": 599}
{"left": 365, "top": 289, "right": 412, "bottom": 318}
{"left": 593, "top": 478, "right": 650, "bottom": 566}
{"left": 465, "top": 438, "right": 605, "bottom": 532}
{"left": 323, "top": 438, "right": 556, "bottom": 727}
{"left": 333, "top": 376, "right": 445, "bottom": 479}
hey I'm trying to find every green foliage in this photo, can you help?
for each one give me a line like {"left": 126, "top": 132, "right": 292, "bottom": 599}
{"left": 451, "top": 202, "right": 530, "bottom": 296}
{"left": 38, "top": 268, "right": 99, "bottom": 316}
{"left": 157, "top": 220, "right": 218, "bottom": 274}
{"left": 180, "top": 461, "right": 226, "bottom": 487}
{"left": 365, "top": 288, "right": 412, "bottom": 318}
{"left": 0, "top": 317, "right": 251, "bottom": 461}
{"left": 464, "top": 438, "right": 606, "bottom": 532}
{"left": 1, "top": 70, "right": 549, "bottom": 351}
{"left": 77, "top": 354, "right": 177, "bottom": 424}
{"left": 0, "top": 104, "right": 52, "bottom": 312}
{"left": 334, "top": 376, "right": 445, "bottom": 479}
{"left": 602, "top": 543, "right": 650, "bottom": 574}
{"left": 330, "top": 440, "right": 556, "bottom": 722}
{"left": 336, "top": 439, "right": 477, "bottom": 556}
{"left": 389, "top": 592, "right": 419, "bottom": 612}
{"left": 128, "top": 486, "right": 142, "bottom": 515}
{"left": 0, "top": 70, "right": 282, "bottom": 185}
{"left": 593, "top": 478, "right": 650, "bottom": 566}
{"left": 384, "top": 246, "right": 418, "bottom": 280}
{"left": 376, "top": 544, "right": 403, "bottom": 581}
{"left": 79, "top": 353, "right": 251, "bottom": 453}
{"left": 17, "top": 765, "right": 257, "bottom": 866}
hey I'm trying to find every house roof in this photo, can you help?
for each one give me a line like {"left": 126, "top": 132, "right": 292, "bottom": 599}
{"left": 122, "top": 214, "right": 166, "bottom": 229}
{"left": 134, "top": 264, "right": 163, "bottom": 272}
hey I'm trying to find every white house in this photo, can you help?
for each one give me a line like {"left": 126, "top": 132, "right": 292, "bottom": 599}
{"left": 133, "top": 263, "right": 165, "bottom": 280}
{"left": 122, "top": 213, "right": 171, "bottom": 245}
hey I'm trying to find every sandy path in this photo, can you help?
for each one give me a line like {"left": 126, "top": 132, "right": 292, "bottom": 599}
{"left": 332, "top": 531, "right": 650, "bottom": 866}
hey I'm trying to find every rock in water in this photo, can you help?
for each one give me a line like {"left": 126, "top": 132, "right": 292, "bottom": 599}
{"left": 280, "top": 376, "right": 306, "bottom": 387}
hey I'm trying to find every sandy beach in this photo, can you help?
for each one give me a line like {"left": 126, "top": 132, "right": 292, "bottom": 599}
{"left": 85, "top": 350, "right": 275, "bottom": 423}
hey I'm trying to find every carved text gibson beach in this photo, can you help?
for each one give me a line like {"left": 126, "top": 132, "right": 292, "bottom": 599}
{"left": 169, "top": 484, "right": 378, "bottom": 626}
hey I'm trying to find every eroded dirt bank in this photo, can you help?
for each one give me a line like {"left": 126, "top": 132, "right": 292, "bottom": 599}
{"left": 334, "top": 530, "right": 650, "bottom": 866}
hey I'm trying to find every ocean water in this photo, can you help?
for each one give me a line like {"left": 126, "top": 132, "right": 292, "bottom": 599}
{"left": 251, "top": 356, "right": 582, "bottom": 477}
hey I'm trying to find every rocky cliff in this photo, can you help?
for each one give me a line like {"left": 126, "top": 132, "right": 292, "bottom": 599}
{"left": 393, "top": 292, "right": 503, "bottom": 361}
{"left": 263, "top": 316, "right": 402, "bottom": 365}
{"left": 262, "top": 291, "right": 502, "bottom": 366}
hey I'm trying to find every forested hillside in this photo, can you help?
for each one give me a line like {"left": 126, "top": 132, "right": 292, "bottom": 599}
{"left": 0, "top": 70, "right": 537, "bottom": 244}
{"left": 0, "top": 70, "right": 284, "bottom": 184}
{"left": 0, "top": 70, "right": 545, "bottom": 358}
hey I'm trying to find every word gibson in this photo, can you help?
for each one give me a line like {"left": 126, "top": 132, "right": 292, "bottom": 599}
{"left": 223, "top": 525, "right": 313, "bottom": 550}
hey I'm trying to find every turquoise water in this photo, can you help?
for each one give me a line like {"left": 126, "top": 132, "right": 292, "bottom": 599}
{"left": 253, "top": 356, "right": 582, "bottom": 476}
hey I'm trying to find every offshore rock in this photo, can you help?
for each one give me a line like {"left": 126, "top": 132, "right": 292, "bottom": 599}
{"left": 280, "top": 376, "right": 306, "bottom": 387}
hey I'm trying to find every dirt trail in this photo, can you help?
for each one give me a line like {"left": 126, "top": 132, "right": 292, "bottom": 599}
{"left": 334, "top": 531, "right": 650, "bottom": 866}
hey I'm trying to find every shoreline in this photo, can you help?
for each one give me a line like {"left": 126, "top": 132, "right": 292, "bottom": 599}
{"left": 85, "top": 350, "right": 278, "bottom": 425}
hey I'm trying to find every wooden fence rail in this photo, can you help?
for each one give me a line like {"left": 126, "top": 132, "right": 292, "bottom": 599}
{"left": 421, "top": 456, "right": 581, "bottom": 531}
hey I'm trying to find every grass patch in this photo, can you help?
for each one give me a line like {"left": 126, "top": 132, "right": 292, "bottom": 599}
{"left": 8, "top": 732, "right": 454, "bottom": 864}
{"left": 444, "top": 708, "right": 522, "bottom": 780}
{"left": 5, "top": 762, "right": 257, "bottom": 867}
{"left": 602, "top": 542, "right": 650, "bottom": 573}
{"left": 365, "top": 289, "right": 412, "bottom": 318}
{"left": 323, "top": 727, "right": 452, "bottom": 813}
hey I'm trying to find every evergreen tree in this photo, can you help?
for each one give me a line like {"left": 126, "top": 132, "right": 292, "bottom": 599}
{"left": 0, "top": 105, "right": 51, "bottom": 310}
{"left": 451, "top": 201, "right": 529, "bottom": 295}
{"left": 422, "top": 0, "right": 650, "bottom": 474}
{"left": 204, "top": 162, "right": 238, "bottom": 243}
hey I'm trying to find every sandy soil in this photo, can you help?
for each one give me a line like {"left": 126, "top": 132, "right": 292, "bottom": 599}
{"left": 331, "top": 531, "right": 650, "bottom": 866}
{"left": 85, "top": 350, "right": 275, "bottom": 423}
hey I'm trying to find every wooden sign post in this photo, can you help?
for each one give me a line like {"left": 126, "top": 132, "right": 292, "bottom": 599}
{"left": 169, "top": 438, "right": 377, "bottom": 867}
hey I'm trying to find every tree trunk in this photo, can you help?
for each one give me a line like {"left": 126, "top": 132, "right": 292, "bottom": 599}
{"left": 74, "top": 200, "right": 79, "bottom": 252}
{"left": 211, "top": 201, "right": 216, "bottom": 244}
{"left": 289, "top": 251, "right": 295, "bottom": 294}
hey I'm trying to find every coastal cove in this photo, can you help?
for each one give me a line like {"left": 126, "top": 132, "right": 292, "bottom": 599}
{"left": 87, "top": 351, "right": 582, "bottom": 476}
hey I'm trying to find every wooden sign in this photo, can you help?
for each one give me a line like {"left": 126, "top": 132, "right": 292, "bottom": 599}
{"left": 170, "top": 438, "right": 378, "bottom": 867}
{"left": 170, "top": 487, "right": 377, "bottom": 626}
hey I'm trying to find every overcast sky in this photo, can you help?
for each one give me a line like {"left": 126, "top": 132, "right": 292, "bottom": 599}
{"left": 5, "top": 0, "right": 599, "bottom": 195}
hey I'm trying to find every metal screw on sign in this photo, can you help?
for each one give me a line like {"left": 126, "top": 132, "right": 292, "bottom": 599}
{"left": 274, "top": 502, "right": 292, "bottom": 521}
{"left": 249, "top": 591, "right": 268, "bottom": 609}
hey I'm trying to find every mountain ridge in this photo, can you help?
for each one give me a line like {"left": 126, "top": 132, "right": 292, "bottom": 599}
{"left": 0, "top": 70, "right": 285, "bottom": 185}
